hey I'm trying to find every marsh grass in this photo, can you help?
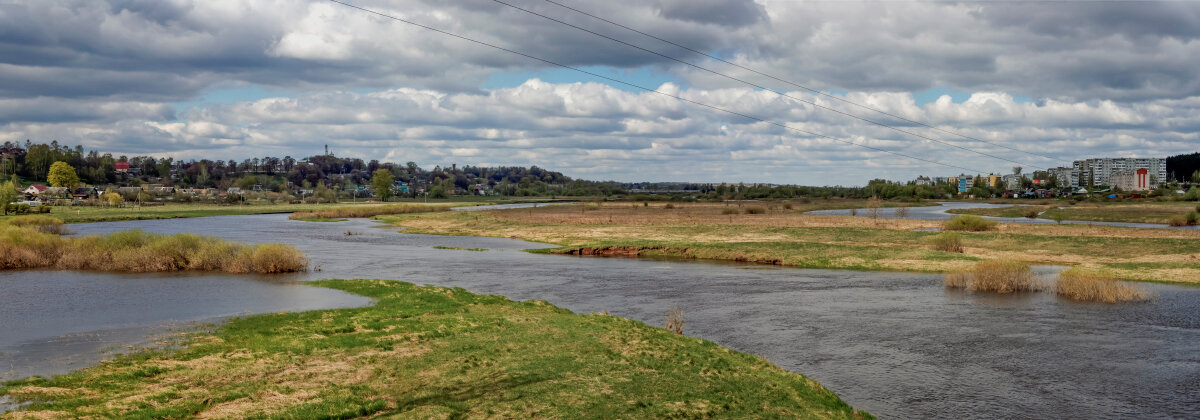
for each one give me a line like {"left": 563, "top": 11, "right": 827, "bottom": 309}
{"left": 0, "top": 280, "right": 872, "bottom": 419}
{"left": 2, "top": 215, "right": 65, "bottom": 234}
{"left": 944, "top": 215, "right": 997, "bottom": 232}
{"left": 1056, "top": 268, "right": 1151, "bottom": 303}
{"left": 289, "top": 204, "right": 449, "bottom": 220}
{"left": 0, "top": 226, "right": 306, "bottom": 273}
{"left": 944, "top": 260, "right": 1042, "bottom": 293}
{"left": 929, "top": 232, "right": 964, "bottom": 253}
{"left": 721, "top": 208, "right": 739, "bottom": 215}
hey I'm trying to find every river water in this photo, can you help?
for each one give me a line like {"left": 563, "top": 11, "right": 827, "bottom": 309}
{"left": 2, "top": 214, "right": 1198, "bottom": 418}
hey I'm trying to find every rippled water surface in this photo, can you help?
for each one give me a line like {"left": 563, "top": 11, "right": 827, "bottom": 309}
{"left": 2, "top": 214, "right": 1198, "bottom": 418}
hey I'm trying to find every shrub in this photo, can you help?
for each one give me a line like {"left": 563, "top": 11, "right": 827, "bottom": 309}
{"left": 1187, "top": 211, "right": 1199, "bottom": 226}
{"left": 744, "top": 206, "right": 766, "bottom": 214}
{"left": 782, "top": 202, "right": 794, "bottom": 210}
{"left": 1055, "top": 268, "right": 1150, "bottom": 303}
{"left": 1023, "top": 209, "right": 1039, "bottom": 218}
{"left": 944, "top": 215, "right": 997, "bottom": 231}
{"left": 929, "top": 232, "right": 964, "bottom": 253}
{"left": 663, "top": 203, "right": 676, "bottom": 209}
{"left": 894, "top": 206, "right": 910, "bottom": 218}
{"left": 664, "top": 305, "right": 684, "bottom": 334}
{"left": 849, "top": 208, "right": 858, "bottom": 216}
{"left": 721, "top": 208, "right": 738, "bottom": 215}
{"left": 1168, "top": 215, "right": 1188, "bottom": 227}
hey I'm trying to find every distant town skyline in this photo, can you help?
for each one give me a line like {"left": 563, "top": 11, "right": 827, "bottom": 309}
{"left": 2, "top": 0, "right": 1198, "bottom": 185}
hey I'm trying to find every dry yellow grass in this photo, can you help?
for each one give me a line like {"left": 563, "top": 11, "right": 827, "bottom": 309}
{"left": 0, "top": 225, "right": 307, "bottom": 274}
{"left": 966, "top": 260, "right": 1042, "bottom": 293}
{"left": 944, "top": 260, "right": 1043, "bottom": 293}
{"left": 1055, "top": 268, "right": 1151, "bottom": 303}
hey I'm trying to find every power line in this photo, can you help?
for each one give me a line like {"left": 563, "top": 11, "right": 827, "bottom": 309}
{"left": 540, "top": 0, "right": 1064, "bottom": 165}
{"left": 492, "top": 0, "right": 1042, "bottom": 170}
{"left": 325, "top": 0, "right": 980, "bottom": 173}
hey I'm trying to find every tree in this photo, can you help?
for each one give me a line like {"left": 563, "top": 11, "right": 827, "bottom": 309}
{"left": 370, "top": 169, "right": 394, "bottom": 201}
{"left": 105, "top": 187, "right": 124, "bottom": 207}
{"left": 1012, "top": 166, "right": 1023, "bottom": 177}
{"left": 0, "top": 181, "right": 17, "bottom": 215}
{"left": 429, "top": 185, "right": 447, "bottom": 199}
{"left": 47, "top": 161, "right": 81, "bottom": 189}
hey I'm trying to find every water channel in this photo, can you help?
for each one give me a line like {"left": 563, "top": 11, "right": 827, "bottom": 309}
{"left": 2, "top": 213, "right": 1197, "bottom": 418}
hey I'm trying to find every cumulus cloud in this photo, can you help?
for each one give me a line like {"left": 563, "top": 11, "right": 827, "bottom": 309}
{"left": 4, "top": 81, "right": 1199, "bottom": 184}
{"left": 1, "top": 0, "right": 1198, "bottom": 184}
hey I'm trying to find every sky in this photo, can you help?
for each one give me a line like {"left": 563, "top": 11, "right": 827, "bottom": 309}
{"left": 2, "top": 0, "right": 1199, "bottom": 185}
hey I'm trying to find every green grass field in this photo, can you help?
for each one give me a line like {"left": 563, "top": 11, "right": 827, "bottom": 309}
{"left": 380, "top": 204, "right": 1200, "bottom": 283}
{"left": 949, "top": 201, "right": 1200, "bottom": 224}
{"left": 0, "top": 280, "right": 870, "bottom": 419}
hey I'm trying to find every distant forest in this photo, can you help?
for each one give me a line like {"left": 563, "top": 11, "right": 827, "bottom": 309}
{"left": 1168, "top": 152, "right": 1200, "bottom": 182}
{"left": 0, "top": 140, "right": 623, "bottom": 197}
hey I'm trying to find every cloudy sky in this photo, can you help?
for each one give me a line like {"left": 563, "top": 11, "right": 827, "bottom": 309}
{"left": 2, "top": 0, "right": 1198, "bottom": 185}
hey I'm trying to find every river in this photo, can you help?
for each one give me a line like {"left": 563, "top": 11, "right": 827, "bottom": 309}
{"left": 2, "top": 214, "right": 1198, "bottom": 418}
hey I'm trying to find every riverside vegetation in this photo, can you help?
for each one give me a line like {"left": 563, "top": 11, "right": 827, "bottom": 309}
{"left": 0, "top": 280, "right": 870, "bottom": 419}
{"left": 378, "top": 201, "right": 1200, "bottom": 283}
{"left": 0, "top": 215, "right": 307, "bottom": 273}
{"left": 944, "top": 260, "right": 1150, "bottom": 303}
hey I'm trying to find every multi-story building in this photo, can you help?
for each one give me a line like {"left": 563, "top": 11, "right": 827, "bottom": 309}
{"left": 1049, "top": 167, "right": 1078, "bottom": 188}
{"left": 1111, "top": 168, "right": 1154, "bottom": 191}
{"left": 1072, "top": 157, "right": 1166, "bottom": 187}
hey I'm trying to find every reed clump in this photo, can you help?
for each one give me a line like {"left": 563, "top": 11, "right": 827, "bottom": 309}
{"left": 944, "top": 215, "right": 997, "bottom": 231}
{"left": 289, "top": 204, "right": 448, "bottom": 220}
{"left": 721, "top": 207, "right": 738, "bottom": 215}
{"left": 1056, "top": 268, "right": 1150, "bottom": 303}
{"left": 0, "top": 225, "right": 307, "bottom": 274}
{"left": 929, "top": 232, "right": 964, "bottom": 253}
{"left": 2, "top": 215, "right": 66, "bottom": 234}
{"left": 944, "top": 260, "right": 1042, "bottom": 293}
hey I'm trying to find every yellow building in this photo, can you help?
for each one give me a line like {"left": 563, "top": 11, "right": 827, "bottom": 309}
{"left": 987, "top": 174, "right": 1003, "bottom": 188}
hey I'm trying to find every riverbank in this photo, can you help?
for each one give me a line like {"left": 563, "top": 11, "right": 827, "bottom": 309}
{"left": 947, "top": 201, "right": 1200, "bottom": 225}
{"left": 0, "top": 201, "right": 481, "bottom": 224}
{"left": 0, "top": 279, "right": 870, "bottom": 419}
{"left": 380, "top": 202, "right": 1200, "bottom": 283}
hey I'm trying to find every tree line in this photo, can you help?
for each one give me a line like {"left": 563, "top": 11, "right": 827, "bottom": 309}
{"left": 0, "top": 140, "right": 625, "bottom": 198}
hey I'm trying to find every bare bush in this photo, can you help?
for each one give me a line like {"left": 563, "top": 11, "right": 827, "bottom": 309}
{"left": 665, "top": 305, "right": 685, "bottom": 334}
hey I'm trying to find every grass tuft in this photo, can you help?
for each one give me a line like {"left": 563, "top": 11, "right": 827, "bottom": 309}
{"left": 944, "top": 215, "right": 997, "bottom": 232}
{"left": 1056, "top": 268, "right": 1151, "bottom": 303}
{"left": 944, "top": 260, "right": 1042, "bottom": 293}
{"left": 929, "top": 232, "right": 964, "bottom": 253}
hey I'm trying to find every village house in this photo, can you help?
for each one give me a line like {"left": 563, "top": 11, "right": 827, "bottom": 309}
{"left": 21, "top": 184, "right": 48, "bottom": 199}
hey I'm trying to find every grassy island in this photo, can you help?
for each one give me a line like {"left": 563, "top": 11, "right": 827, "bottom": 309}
{"left": 379, "top": 202, "right": 1200, "bottom": 284}
{"left": 0, "top": 280, "right": 870, "bottom": 419}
